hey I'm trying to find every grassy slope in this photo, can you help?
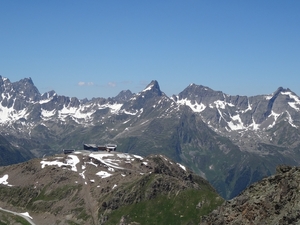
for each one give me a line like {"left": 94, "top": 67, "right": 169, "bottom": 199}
{"left": 106, "top": 188, "right": 223, "bottom": 225}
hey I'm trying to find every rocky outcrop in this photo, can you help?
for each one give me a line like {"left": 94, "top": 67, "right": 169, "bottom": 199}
{"left": 201, "top": 165, "right": 300, "bottom": 225}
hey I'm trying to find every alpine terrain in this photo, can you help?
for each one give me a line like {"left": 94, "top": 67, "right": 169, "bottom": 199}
{"left": 0, "top": 151, "right": 223, "bottom": 224}
{"left": 1, "top": 75, "right": 300, "bottom": 199}
{"left": 201, "top": 165, "right": 300, "bottom": 225}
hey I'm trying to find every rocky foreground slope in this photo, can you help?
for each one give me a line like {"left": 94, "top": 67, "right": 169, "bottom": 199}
{"left": 0, "top": 151, "right": 223, "bottom": 225}
{"left": 201, "top": 165, "right": 300, "bottom": 225}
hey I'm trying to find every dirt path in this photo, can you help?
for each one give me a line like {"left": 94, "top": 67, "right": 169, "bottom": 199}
{"left": 82, "top": 180, "right": 99, "bottom": 224}
{"left": 77, "top": 157, "right": 99, "bottom": 225}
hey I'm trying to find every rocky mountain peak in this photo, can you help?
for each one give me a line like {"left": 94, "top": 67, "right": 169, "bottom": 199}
{"left": 142, "top": 80, "right": 162, "bottom": 96}
{"left": 0, "top": 75, "right": 10, "bottom": 84}
{"left": 41, "top": 90, "right": 57, "bottom": 100}
{"left": 182, "top": 83, "right": 216, "bottom": 94}
{"left": 0, "top": 76, "right": 13, "bottom": 92}
{"left": 113, "top": 90, "right": 133, "bottom": 103}
{"left": 19, "top": 77, "right": 34, "bottom": 85}
{"left": 12, "top": 77, "right": 41, "bottom": 102}
{"left": 274, "top": 86, "right": 291, "bottom": 94}
{"left": 177, "top": 83, "right": 224, "bottom": 107}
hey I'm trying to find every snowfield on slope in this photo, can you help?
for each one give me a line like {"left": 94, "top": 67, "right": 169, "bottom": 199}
{"left": 39, "top": 151, "right": 148, "bottom": 184}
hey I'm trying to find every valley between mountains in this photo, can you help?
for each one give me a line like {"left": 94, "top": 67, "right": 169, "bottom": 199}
{"left": 1, "top": 75, "right": 300, "bottom": 223}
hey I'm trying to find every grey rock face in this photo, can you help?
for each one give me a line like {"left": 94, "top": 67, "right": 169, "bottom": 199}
{"left": 113, "top": 90, "right": 133, "bottom": 103}
{"left": 201, "top": 165, "right": 300, "bottom": 225}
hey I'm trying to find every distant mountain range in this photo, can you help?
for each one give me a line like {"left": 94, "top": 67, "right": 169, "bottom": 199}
{"left": 1, "top": 75, "right": 300, "bottom": 199}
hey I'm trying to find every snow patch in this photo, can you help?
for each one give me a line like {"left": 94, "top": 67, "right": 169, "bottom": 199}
{"left": 20, "top": 212, "right": 33, "bottom": 219}
{"left": 177, "top": 98, "right": 206, "bottom": 112}
{"left": 177, "top": 163, "right": 186, "bottom": 171}
{"left": 142, "top": 84, "right": 154, "bottom": 92}
{"left": 90, "top": 153, "right": 124, "bottom": 170}
{"left": 40, "top": 154, "right": 79, "bottom": 172}
{"left": 249, "top": 118, "right": 260, "bottom": 130}
{"left": 108, "top": 167, "right": 115, "bottom": 172}
{"left": 79, "top": 171, "right": 86, "bottom": 179}
{"left": 0, "top": 174, "right": 13, "bottom": 186}
{"left": 41, "top": 109, "right": 56, "bottom": 118}
{"left": 267, "top": 111, "right": 281, "bottom": 129}
{"left": 280, "top": 92, "right": 300, "bottom": 111}
{"left": 96, "top": 171, "right": 112, "bottom": 178}
{"left": 133, "top": 155, "right": 143, "bottom": 160}
{"left": 227, "top": 114, "right": 245, "bottom": 130}
{"left": 65, "top": 155, "right": 80, "bottom": 172}
{"left": 121, "top": 109, "right": 138, "bottom": 115}
{"left": 286, "top": 111, "right": 297, "bottom": 128}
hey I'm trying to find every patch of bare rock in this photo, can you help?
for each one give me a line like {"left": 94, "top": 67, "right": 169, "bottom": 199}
{"left": 201, "top": 165, "right": 300, "bottom": 225}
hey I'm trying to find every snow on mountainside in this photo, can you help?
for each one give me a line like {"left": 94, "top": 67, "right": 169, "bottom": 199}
{"left": 0, "top": 77, "right": 169, "bottom": 127}
{"left": 0, "top": 151, "right": 221, "bottom": 224}
{"left": 1, "top": 75, "right": 300, "bottom": 200}
{"left": 1, "top": 74, "right": 300, "bottom": 155}
{"left": 2, "top": 75, "right": 298, "bottom": 136}
{"left": 175, "top": 84, "right": 300, "bottom": 131}
{"left": 40, "top": 151, "right": 147, "bottom": 180}
{"left": 0, "top": 150, "right": 156, "bottom": 193}
{"left": 174, "top": 84, "right": 300, "bottom": 153}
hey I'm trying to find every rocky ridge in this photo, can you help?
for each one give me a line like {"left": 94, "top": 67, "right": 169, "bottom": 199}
{"left": 201, "top": 165, "right": 300, "bottom": 225}
{"left": 0, "top": 151, "right": 223, "bottom": 225}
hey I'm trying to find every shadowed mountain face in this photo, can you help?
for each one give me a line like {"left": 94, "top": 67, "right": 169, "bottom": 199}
{"left": 1, "top": 75, "right": 300, "bottom": 199}
{"left": 0, "top": 152, "right": 223, "bottom": 224}
{"left": 0, "top": 134, "right": 33, "bottom": 166}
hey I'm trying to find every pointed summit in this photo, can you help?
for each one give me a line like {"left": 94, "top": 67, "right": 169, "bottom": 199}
{"left": 0, "top": 76, "right": 11, "bottom": 92}
{"left": 12, "top": 77, "right": 41, "bottom": 101}
{"left": 142, "top": 80, "right": 162, "bottom": 96}
{"left": 177, "top": 83, "right": 224, "bottom": 104}
{"left": 273, "top": 87, "right": 293, "bottom": 95}
{"left": 19, "top": 77, "right": 34, "bottom": 86}
{"left": 0, "top": 75, "right": 10, "bottom": 83}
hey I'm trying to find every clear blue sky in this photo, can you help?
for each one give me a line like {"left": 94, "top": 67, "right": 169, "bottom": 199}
{"left": 1, "top": 1, "right": 299, "bottom": 99}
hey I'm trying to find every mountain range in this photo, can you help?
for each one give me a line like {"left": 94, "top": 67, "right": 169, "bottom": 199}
{"left": 1, "top": 75, "right": 300, "bottom": 199}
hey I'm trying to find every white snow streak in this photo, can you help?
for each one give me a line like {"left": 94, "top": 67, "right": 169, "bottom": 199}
{"left": 40, "top": 155, "right": 79, "bottom": 172}
{"left": 20, "top": 212, "right": 33, "bottom": 219}
{"left": 281, "top": 91, "right": 300, "bottom": 111}
{"left": 177, "top": 163, "right": 186, "bottom": 171}
{"left": 96, "top": 171, "right": 112, "bottom": 178}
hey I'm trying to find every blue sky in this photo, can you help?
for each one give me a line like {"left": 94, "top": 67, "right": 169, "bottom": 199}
{"left": 1, "top": 1, "right": 299, "bottom": 99}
